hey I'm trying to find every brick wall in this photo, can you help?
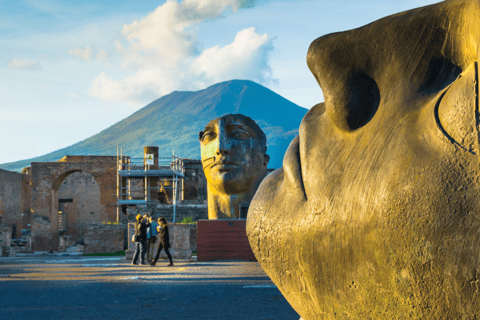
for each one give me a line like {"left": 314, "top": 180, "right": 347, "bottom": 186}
{"left": 0, "top": 169, "right": 28, "bottom": 239}
{"left": 21, "top": 169, "right": 32, "bottom": 235}
{"left": 84, "top": 223, "right": 125, "bottom": 254}
{"left": 197, "top": 219, "right": 256, "bottom": 261}
{"left": 58, "top": 171, "right": 105, "bottom": 244}
{"left": 29, "top": 157, "right": 118, "bottom": 252}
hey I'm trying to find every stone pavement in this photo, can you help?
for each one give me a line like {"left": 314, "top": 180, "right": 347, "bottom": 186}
{"left": 0, "top": 255, "right": 299, "bottom": 320}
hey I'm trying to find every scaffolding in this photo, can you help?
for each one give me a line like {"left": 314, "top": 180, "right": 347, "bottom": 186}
{"left": 116, "top": 151, "right": 185, "bottom": 223}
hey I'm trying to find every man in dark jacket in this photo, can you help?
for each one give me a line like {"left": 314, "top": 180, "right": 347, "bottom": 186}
{"left": 132, "top": 214, "right": 150, "bottom": 265}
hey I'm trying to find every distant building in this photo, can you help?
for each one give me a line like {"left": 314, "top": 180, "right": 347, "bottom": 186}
{"left": 0, "top": 151, "right": 209, "bottom": 253}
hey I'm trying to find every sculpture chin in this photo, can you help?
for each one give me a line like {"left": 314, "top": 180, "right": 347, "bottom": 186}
{"left": 247, "top": 1, "right": 480, "bottom": 319}
{"left": 208, "top": 171, "right": 255, "bottom": 195}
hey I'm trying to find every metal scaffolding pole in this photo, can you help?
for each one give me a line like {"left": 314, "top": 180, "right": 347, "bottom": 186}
{"left": 116, "top": 150, "right": 185, "bottom": 224}
{"left": 173, "top": 173, "right": 178, "bottom": 223}
{"left": 116, "top": 146, "right": 120, "bottom": 223}
{"left": 144, "top": 163, "right": 149, "bottom": 205}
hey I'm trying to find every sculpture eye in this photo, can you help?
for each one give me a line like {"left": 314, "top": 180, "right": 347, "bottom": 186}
{"left": 231, "top": 130, "right": 250, "bottom": 140}
{"left": 202, "top": 131, "right": 216, "bottom": 143}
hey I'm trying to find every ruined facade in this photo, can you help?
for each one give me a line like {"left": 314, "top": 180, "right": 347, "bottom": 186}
{"left": 0, "top": 153, "right": 209, "bottom": 253}
{"left": 29, "top": 156, "right": 118, "bottom": 251}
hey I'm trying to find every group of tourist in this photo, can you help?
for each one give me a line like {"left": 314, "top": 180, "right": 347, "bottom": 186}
{"left": 131, "top": 213, "right": 173, "bottom": 267}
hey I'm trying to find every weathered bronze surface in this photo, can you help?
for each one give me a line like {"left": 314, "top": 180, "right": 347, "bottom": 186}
{"left": 247, "top": 0, "right": 480, "bottom": 318}
{"left": 199, "top": 114, "right": 269, "bottom": 219}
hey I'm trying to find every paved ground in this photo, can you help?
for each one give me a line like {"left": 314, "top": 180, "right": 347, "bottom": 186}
{"left": 0, "top": 255, "right": 300, "bottom": 320}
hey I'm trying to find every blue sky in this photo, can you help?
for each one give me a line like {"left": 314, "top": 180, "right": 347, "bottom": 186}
{"left": 1, "top": 0, "right": 441, "bottom": 164}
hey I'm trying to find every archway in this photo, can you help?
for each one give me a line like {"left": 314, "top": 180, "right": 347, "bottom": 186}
{"left": 29, "top": 156, "right": 118, "bottom": 252}
{"left": 53, "top": 170, "right": 104, "bottom": 245}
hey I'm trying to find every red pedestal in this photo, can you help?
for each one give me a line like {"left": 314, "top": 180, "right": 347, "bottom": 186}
{"left": 197, "top": 219, "right": 256, "bottom": 261}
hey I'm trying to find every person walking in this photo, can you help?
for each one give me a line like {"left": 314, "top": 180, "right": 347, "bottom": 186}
{"left": 132, "top": 214, "right": 150, "bottom": 265}
{"left": 146, "top": 216, "right": 158, "bottom": 263}
{"left": 150, "top": 217, "right": 173, "bottom": 267}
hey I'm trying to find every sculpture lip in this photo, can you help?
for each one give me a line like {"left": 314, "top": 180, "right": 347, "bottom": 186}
{"left": 212, "top": 161, "right": 239, "bottom": 170}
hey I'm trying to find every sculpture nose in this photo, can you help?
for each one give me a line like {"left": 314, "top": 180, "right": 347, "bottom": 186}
{"left": 216, "top": 131, "right": 230, "bottom": 155}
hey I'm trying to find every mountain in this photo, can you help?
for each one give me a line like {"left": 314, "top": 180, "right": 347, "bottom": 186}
{"left": 1, "top": 80, "right": 308, "bottom": 172}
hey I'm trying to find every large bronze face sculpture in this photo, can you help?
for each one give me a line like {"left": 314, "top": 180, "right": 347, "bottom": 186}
{"left": 247, "top": 0, "right": 480, "bottom": 318}
{"left": 200, "top": 114, "right": 269, "bottom": 219}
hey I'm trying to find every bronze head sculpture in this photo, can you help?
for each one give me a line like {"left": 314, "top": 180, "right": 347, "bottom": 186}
{"left": 247, "top": 0, "right": 480, "bottom": 318}
{"left": 199, "top": 114, "right": 269, "bottom": 219}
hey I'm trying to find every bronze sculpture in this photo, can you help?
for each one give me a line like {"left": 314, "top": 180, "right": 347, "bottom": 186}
{"left": 247, "top": 0, "right": 480, "bottom": 318}
{"left": 199, "top": 114, "right": 269, "bottom": 219}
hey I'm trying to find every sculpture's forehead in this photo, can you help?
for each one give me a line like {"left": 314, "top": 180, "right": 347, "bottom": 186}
{"left": 205, "top": 116, "right": 254, "bottom": 134}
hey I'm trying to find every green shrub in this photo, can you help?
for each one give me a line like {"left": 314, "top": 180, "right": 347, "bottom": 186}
{"left": 179, "top": 217, "right": 196, "bottom": 224}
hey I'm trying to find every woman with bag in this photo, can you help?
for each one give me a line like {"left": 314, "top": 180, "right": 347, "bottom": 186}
{"left": 132, "top": 214, "right": 150, "bottom": 265}
{"left": 150, "top": 217, "right": 173, "bottom": 267}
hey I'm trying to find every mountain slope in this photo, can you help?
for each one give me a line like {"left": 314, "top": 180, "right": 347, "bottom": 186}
{"left": 1, "top": 80, "right": 308, "bottom": 172}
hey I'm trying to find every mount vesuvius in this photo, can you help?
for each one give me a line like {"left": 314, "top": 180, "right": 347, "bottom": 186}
{"left": 1, "top": 80, "right": 308, "bottom": 172}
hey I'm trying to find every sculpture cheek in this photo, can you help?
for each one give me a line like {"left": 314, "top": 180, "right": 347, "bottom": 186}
{"left": 201, "top": 139, "right": 218, "bottom": 161}
{"left": 436, "top": 65, "right": 478, "bottom": 155}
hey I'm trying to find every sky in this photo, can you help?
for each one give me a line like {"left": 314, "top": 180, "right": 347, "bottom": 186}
{"left": 1, "top": 0, "right": 442, "bottom": 164}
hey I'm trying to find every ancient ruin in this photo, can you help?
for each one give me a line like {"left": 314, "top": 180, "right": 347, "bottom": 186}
{"left": 199, "top": 114, "right": 270, "bottom": 219}
{"left": 247, "top": 0, "right": 480, "bottom": 318}
{"left": 0, "top": 149, "right": 209, "bottom": 254}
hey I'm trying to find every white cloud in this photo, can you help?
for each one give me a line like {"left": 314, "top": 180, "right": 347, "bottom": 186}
{"left": 96, "top": 49, "right": 107, "bottom": 62}
{"left": 69, "top": 46, "right": 112, "bottom": 67}
{"left": 95, "top": 49, "right": 113, "bottom": 68}
{"left": 119, "top": 0, "right": 257, "bottom": 67}
{"left": 191, "top": 27, "right": 274, "bottom": 84}
{"left": 89, "top": 0, "right": 275, "bottom": 104}
{"left": 114, "top": 40, "right": 123, "bottom": 50}
{"left": 7, "top": 58, "right": 41, "bottom": 70}
{"left": 69, "top": 46, "right": 92, "bottom": 60}
{"left": 89, "top": 27, "right": 273, "bottom": 103}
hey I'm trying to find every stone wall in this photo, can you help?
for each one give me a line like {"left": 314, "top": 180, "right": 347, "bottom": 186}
{"left": 0, "top": 168, "right": 29, "bottom": 239}
{"left": 0, "top": 224, "right": 10, "bottom": 247}
{"left": 84, "top": 223, "right": 125, "bottom": 254}
{"left": 0, "top": 224, "right": 14, "bottom": 257}
{"left": 126, "top": 222, "right": 135, "bottom": 259}
{"left": 126, "top": 222, "right": 195, "bottom": 260}
{"left": 190, "top": 227, "right": 197, "bottom": 252}
{"left": 58, "top": 234, "right": 77, "bottom": 252}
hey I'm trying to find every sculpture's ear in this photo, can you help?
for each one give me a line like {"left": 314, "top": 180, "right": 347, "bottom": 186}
{"left": 263, "top": 154, "right": 270, "bottom": 166}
